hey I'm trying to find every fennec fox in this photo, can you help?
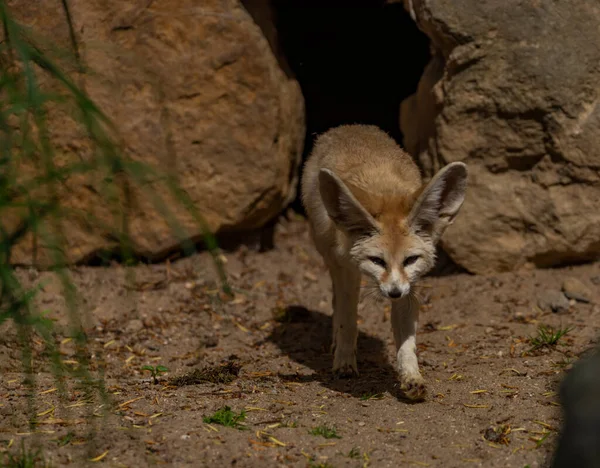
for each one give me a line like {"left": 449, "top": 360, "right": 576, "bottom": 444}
{"left": 301, "top": 124, "right": 467, "bottom": 400}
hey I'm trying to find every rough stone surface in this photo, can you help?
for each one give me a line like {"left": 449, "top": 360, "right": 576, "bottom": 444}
{"left": 562, "top": 277, "right": 594, "bottom": 303}
{"left": 537, "top": 289, "right": 570, "bottom": 314}
{"left": 399, "top": 0, "right": 600, "bottom": 274}
{"left": 8, "top": 0, "right": 304, "bottom": 265}
{"left": 552, "top": 345, "right": 600, "bottom": 468}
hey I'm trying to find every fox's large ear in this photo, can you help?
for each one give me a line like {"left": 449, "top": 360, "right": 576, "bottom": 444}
{"left": 408, "top": 162, "right": 467, "bottom": 241}
{"left": 319, "top": 168, "right": 378, "bottom": 237}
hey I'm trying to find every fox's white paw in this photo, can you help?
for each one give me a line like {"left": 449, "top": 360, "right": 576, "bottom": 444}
{"left": 332, "top": 349, "right": 359, "bottom": 378}
{"left": 399, "top": 372, "right": 426, "bottom": 401}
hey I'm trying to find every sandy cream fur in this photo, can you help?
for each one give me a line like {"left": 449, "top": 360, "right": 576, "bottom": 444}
{"left": 301, "top": 124, "right": 467, "bottom": 400}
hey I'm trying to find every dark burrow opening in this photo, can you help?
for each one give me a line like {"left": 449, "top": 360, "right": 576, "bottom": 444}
{"left": 243, "top": 1, "right": 462, "bottom": 274}
{"left": 267, "top": 0, "right": 431, "bottom": 213}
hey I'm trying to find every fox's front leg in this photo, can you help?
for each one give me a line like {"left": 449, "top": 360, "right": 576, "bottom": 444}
{"left": 329, "top": 263, "right": 361, "bottom": 378}
{"left": 391, "top": 295, "right": 426, "bottom": 400}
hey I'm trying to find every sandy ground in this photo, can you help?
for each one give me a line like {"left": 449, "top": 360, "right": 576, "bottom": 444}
{"left": 1, "top": 215, "right": 599, "bottom": 467}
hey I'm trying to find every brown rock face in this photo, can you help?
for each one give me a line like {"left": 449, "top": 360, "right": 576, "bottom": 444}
{"left": 8, "top": 0, "right": 304, "bottom": 265}
{"left": 399, "top": 0, "right": 600, "bottom": 274}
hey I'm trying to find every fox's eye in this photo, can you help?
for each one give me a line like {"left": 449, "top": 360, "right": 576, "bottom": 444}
{"left": 403, "top": 255, "right": 420, "bottom": 267}
{"left": 368, "top": 256, "right": 387, "bottom": 268}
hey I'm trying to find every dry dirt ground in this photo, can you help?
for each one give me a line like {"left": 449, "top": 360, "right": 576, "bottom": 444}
{"left": 1, "top": 215, "right": 599, "bottom": 468}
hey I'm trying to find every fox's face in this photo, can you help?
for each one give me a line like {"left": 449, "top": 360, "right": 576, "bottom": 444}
{"left": 319, "top": 163, "right": 467, "bottom": 300}
{"left": 349, "top": 226, "right": 436, "bottom": 299}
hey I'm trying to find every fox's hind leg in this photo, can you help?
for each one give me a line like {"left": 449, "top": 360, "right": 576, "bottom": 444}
{"left": 391, "top": 295, "right": 426, "bottom": 400}
{"left": 328, "top": 261, "right": 360, "bottom": 378}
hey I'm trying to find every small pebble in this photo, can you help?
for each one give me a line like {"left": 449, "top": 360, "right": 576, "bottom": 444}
{"left": 202, "top": 334, "right": 219, "bottom": 348}
{"left": 562, "top": 277, "right": 593, "bottom": 303}
{"left": 513, "top": 311, "right": 525, "bottom": 322}
{"left": 537, "top": 289, "right": 569, "bottom": 313}
{"left": 126, "top": 319, "right": 144, "bottom": 333}
{"left": 421, "top": 358, "right": 437, "bottom": 368}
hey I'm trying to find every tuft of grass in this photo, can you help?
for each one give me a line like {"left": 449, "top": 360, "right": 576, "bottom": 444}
{"left": 359, "top": 392, "right": 384, "bottom": 401}
{"left": 203, "top": 406, "right": 247, "bottom": 430}
{"left": 1, "top": 441, "right": 49, "bottom": 468}
{"left": 529, "top": 325, "right": 573, "bottom": 351}
{"left": 347, "top": 447, "right": 361, "bottom": 459}
{"left": 531, "top": 432, "right": 551, "bottom": 448}
{"left": 142, "top": 365, "right": 168, "bottom": 384}
{"left": 56, "top": 432, "right": 74, "bottom": 447}
{"left": 552, "top": 357, "right": 574, "bottom": 371}
{"left": 309, "top": 424, "right": 341, "bottom": 439}
{"left": 169, "top": 360, "right": 240, "bottom": 387}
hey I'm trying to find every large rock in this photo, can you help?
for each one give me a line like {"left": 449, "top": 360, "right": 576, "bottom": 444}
{"left": 552, "top": 344, "right": 600, "bottom": 468}
{"left": 7, "top": 0, "right": 304, "bottom": 265}
{"left": 399, "top": 0, "right": 600, "bottom": 274}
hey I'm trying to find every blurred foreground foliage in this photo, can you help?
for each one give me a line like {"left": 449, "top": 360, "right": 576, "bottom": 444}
{"left": 0, "top": 0, "right": 229, "bottom": 446}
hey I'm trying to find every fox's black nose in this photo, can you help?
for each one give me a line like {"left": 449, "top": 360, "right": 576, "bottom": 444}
{"left": 388, "top": 289, "right": 402, "bottom": 299}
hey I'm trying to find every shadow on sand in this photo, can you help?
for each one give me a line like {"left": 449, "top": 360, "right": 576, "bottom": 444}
{"left": 267, "top": 305, "right": 415, "bottom": 402}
